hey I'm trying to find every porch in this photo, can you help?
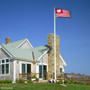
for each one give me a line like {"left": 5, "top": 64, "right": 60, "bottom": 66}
{"left": 18, "top": 72, "right": 90, "bottom": 83}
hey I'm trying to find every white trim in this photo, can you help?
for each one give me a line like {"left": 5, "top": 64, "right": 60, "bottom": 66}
{"left": 20, "top": 62, "right": 21, "bottom": 73}
{"left": 59, "top": 54, "right": 67, "bottom": 66}
{"left": 26, "top": 39, "right": 33, "bottom": 48}
{"left": 13, "top": 60, "right": 16, "bottom": 82}
{"left": 60, "top": 66, "right": 64, "bottom": 72}
{"left": 0, "top": 45, "right": 12, "bottom": 57}
{"left": 17, "top": 39, "right": 33, "bottom": 49}
{"left": 38, "top": 63, "right": 48, "bottom": 66}
{"left": 37, "top": 50, "right": 49, "bottom": 61}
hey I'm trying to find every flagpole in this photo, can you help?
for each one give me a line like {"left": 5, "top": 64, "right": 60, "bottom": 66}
{"left": 54, "top": 7, "right": 56, "bottom": 80}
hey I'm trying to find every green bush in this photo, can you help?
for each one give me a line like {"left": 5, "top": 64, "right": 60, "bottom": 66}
{"left": 0, "top": 80, "right": 12, "bottom": 83}
{"left": 16, "top": 79, "right": 24, "bottom": 83}
{"left": 64, "top": 80, "right": 87, "bottom": 85}
{"left": 64, "top": 80, "right": 74, "bottom": 84}
{"left": 32, "top": 76, "right": 36, "bottom": 79}
{"left": 69, "top": 80, "right": 74, "bottom": 84}
{"left": 27, "top": 80, "right": 32, "bottom": 83}
{"left": 64, "top": 80, "right": 70, "bottom": 84}
{"left": 56, "top": 80, "right": 63, "bottom": 84}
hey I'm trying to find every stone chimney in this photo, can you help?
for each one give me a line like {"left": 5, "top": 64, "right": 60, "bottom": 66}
{"left": 47, "top": 33, "right": 60, "bottom": 75}
{"left": 5, "top": 37, "right": 11, "bottom": 44}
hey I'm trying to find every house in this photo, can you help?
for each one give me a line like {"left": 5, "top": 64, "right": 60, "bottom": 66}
{"left": 0, "top": 33, "right": 67, "bottom": 82}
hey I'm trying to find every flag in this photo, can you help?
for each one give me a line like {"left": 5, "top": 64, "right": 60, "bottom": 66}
{"left": 55, "top": 9, "right": 70, "bottom": 18}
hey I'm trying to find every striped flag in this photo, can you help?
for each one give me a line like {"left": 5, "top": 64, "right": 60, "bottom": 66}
{"left": 55, "top": 9, "right": 70, "bottom": 18}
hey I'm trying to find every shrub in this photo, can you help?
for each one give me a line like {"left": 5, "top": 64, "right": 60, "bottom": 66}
{"left": 64, "top": 80, "right": 70, "bottom": 84}
{"left": 69, "top": 80, "right": 74, "bottom": 84}
{"left": 64, "top": 80, "right": 75, "bottom": 84}
{"left": 0, "top": 80, "right": 12, "bottom": 83}
{"left": 56, "top": 80, "right": 63, "bottom": 84}
{"left": 16, "top": 79, "right": 24, "bottom": 83}
{"left": 27, "top": 80, "right": 32, "bottom": 83}
{"left": 5, "top": 80, "right": 12, "bottom": 83}
{"left": 74, "top": 81, "right": 79, "bottom": 84}
{"left": 86, "top": 82, "right": 90, "bottom": 85}
{"left": 32, "top": 76, "right": 36, "bottom": 79}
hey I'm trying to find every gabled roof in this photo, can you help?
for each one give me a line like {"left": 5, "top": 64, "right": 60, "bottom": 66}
{"left": 60, "top": 54, "right": 67, "bottom": 66}
{"left": 2, "top": 39, "right": 26, "bottom": 48}
{"left": 1, "top": 39, "right": 49, "bottom": 61}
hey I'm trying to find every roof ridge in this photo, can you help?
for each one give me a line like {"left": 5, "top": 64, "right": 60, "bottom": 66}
{"left": 1, "top": 38, "right": 27, "bottom": 45}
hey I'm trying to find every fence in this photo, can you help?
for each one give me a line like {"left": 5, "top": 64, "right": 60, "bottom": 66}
{"left": 19, "top": 73, "right": 39, "bottom": 80}
{"left": 47, "top": 73, "right": 90, "bottom": 82}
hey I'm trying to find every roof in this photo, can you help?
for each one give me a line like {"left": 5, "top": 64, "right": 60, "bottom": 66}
{"left": 1, "top": 39, "right": 49, "bottom": 61}
{"left": 2, "top": 39, "right": 26, "bottom": 48}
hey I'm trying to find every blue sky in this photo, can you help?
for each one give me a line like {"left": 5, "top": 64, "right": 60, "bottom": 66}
{"left": 0, "top": 0, "right": 90, "bottom": 75}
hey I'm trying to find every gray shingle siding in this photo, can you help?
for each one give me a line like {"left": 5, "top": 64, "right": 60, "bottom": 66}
{"left": 0, "top": 49, "right": 10, "bottom": 59}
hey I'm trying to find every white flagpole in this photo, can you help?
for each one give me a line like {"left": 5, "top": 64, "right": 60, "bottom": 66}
{"left": 54, "top": 7, "right": 56, "bottom": 80}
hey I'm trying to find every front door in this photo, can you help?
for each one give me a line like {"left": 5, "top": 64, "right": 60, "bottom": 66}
{"left": 39, "top": 65, "right": 47, "bottom": 80}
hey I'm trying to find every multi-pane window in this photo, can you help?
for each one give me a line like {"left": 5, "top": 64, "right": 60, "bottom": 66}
{"left": 0, "top": 59, "right": 10, "bottom": 75}
{"left": 22, "top": 64, "right": 26, "bottom": 73}
{"left": 2, "top": 64, "right": 4, "bottom": 74}
{"left": 6, "top": 64, "right": 9, "bottom": 74}
{"left": 6, "top": 59, "right": 9, "bottom": 63}
{"left": 2, "top": 60, "right": 5, "bottom": 63}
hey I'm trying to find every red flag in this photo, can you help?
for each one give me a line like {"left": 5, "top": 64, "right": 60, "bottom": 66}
{"left": 55, "top": 9, "right": 70, "bottom": 18}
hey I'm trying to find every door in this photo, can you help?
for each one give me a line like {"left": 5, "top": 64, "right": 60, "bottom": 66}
{"left": 39, "top": 65, "right": 47, "bottom": 80}
{"left": 27, "top": 64, "right": 31, "bottom": 79}
{"left": 27, "top": 64, "right": 31, "bottom": 73}
{"left": 43, "top": 65, "right": 47, "bottom": 79}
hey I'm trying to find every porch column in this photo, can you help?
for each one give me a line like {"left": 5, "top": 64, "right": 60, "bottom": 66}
{"left": 42, "top": 58, "right": 43, "bottom": 80}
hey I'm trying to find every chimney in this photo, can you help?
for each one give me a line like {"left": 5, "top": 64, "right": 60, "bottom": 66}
{"left": 47, "top": 33, "right": 60, "bottom": 77}
{"left": 5, "top": 37, "right": 11, "bottom": 44}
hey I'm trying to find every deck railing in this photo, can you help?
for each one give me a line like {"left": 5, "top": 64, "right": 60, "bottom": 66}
{"left": 19, "top": 73, "right": 39, "bottom": 80}
{"left": 47, "top": 73, "right": 90, "bottom": 82}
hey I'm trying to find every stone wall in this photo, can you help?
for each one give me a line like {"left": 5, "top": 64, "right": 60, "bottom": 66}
{"left": 47, "top": 33, "right": 60, "bottom": 76}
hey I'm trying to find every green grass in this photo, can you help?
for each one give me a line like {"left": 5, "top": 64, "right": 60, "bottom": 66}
{"left": 0, "top": 83, "right": 90, "bottom": 90}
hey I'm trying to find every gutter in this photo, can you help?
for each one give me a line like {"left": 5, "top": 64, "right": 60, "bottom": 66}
{"left": 10, "top": 57, "right": 40, "bottom": 63}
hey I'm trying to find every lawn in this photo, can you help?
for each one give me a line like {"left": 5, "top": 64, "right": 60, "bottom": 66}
{"left": 0, "top": 83, "right": 90, "bottom": 90}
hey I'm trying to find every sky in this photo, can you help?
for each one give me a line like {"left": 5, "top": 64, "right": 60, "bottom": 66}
{"left": 0, "top": 0, "right": 90, "bottom": 75}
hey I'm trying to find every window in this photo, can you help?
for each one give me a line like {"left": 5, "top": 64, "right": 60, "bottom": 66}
{"left": 2, "top": 60, "right": 5, "bottom": 63}
{"left": 60, "top": 67, "right": 63, "bottom": 73}
{"left": 0, "top": 65, "right": 1, "bottom": 74}
{"left": 39, "top": 65, "right": 42, "bottom": 78}
{"left": 22, "top": 64, "right": 26, "bottom": 73}
{"left": 6, "top": 64, "right": 9, "bottom": 74}
{"left": 2, "top": 65, "right": 4, "bottom": 74}
{"left": 6, "top": 59, "right": 9, "bottom": 63}
{"left": 0, "top": 59, "right": 10, "bottom": 75}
